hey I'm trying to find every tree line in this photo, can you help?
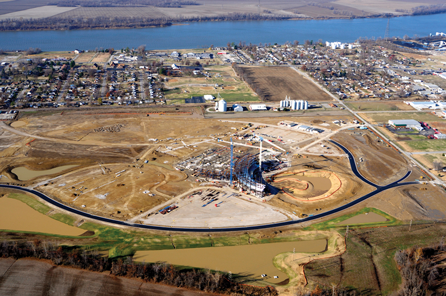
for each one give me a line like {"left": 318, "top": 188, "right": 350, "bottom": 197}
{"left": 394, "top": 240, "right": 446, "bottom": 295}
{"left": 0, "top": 13, "right": 292, "bottom": 32}
{"left": 0, "top": 239, "right": 278, "bottom": 296}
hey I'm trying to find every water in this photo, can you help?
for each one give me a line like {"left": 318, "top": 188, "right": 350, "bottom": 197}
{"left": 134, "top": 239, "right": 327, "bottom": 284}
{"left": 0, "top": 13, "right": 444, "bottom": 51}
{"left": 12, "top": 165, "right": 78, "bottom": 181}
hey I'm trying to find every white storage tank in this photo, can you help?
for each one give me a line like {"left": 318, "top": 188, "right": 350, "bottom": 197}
{"left": 303, "top": 101, "right": 308, "bottom": 109}
{"left": 291, "top": 100, "right": 297, "bottom": 110}
{"left": 218, "top": 99, "right": 227, "bottom": 112}
{"left": 297, "top": 100, "right": 302, "bottom": 110}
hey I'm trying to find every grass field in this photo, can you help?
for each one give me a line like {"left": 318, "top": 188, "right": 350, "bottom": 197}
{"left": 404, "top": 139, "right": 446, "bottom": 152}
{"left": 239, "top": 66, "right": 333, "bottom": 102}
{"left": 345, "top": 101, "right": 413, "bottom": 111}
{"left": 361, "top": 112, "right": 443, "bottom": 124}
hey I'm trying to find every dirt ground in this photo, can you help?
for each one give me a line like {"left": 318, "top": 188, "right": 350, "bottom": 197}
{"left": 238, "top": 66, "right": 333, "bottom": 102}
{"left": 269, "top": 155, "right": 372, "bottom": 218}
{"left": 0, "top": 258, "right": 214, "bottom": 296}
{"left": 332, "top": 130, "right": 409, "bottom": 185}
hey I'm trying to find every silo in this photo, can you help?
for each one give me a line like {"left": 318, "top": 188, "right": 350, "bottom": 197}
{"left": 296, "top": 100, "right": 301, "bottom": 110}
{"left": 280, "top": 100, "right": 284, "bottom": 108}
{"left": 218, "top": 99, "right": 227, "bottom": 112}
{"left": 303, "top": 101, "right": 308, "bottom": 109}
{"left": 215, "top": 101, "right": 219, "bottom": 110}
{"left": 291, "top": 100, "right": 297, "bottom": 110}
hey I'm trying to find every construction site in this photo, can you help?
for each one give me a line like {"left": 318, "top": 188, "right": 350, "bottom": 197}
{"left": 0, "top": 106, "right": 441, "bottom": 230}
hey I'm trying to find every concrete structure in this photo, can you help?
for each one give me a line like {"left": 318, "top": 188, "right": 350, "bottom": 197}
{"left": 249, "top": 104, "right": 267, "bottom": 111}
{"left": 388, "top": 119, "right": 422, "bottom": 130}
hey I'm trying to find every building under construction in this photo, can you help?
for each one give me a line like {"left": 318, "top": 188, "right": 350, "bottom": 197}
{"left": 176, "top": 144, "right": 284, "bottom": 197}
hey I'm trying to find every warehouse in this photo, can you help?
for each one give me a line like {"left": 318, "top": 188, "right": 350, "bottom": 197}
{"left": 249, "top": 104, "right": 267, "bottom": 111}
{"left": 388, "top": 119, "right": 423, "bottom": 130}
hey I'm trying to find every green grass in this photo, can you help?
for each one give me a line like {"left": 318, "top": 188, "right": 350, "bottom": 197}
{"left": 304, "top": 208, "right": 399, "bottom": 231}
{"left": 8, "top": 193, "right": 51, "bottom": 214}
{"left": 50, "top": 213, "right": 77, "bottom": 226}
{"left": 404, "top": 139, "right": 446, "bottom": 151}
{"left": 406, "top": 134, "right": 427, "bottom": 140}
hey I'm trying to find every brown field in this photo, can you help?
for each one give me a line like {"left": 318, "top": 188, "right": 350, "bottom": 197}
{"left": 91, "top": 52, "right": 111, "bottom": 63}
{"left": 0, "top": 6, "right": 76, "bottom": 20}
{"left": 75, "top": 52, "right": 96, "bottom": 63}
{"left": 240, "top": 66, "right": 333, "bottom": 102}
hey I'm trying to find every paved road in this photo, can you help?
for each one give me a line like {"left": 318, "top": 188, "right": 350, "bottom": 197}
{"left": 0, "top": 141, "right": 417, "bottom": 233}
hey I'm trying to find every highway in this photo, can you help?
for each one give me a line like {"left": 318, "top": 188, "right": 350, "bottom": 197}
{"left": 0, "top": 142, "right": 417, "bottom": 233}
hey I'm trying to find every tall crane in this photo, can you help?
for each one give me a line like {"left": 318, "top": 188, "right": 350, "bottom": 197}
{"left": 230, "top": 137, "right": 234, "bottom": 186}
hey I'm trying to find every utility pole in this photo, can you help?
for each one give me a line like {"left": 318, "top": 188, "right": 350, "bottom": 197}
{"left": 409, "top": 219, "right": 412, "bottom": 232}
{"left": 384, "top": 18, "right": 390, "bottom": 40}
{"left": 345, "top": 225, "right": 349, "bottom": 238}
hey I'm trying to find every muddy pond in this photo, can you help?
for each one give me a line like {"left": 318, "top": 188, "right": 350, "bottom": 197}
{"left": 338, "top": 212, "right": 387, "bottom": 225}
{"left": 0, "top": 197, "right": 84, "bottom": 236}
{"left": 11, "top": 165, "right": 78, "bottom": 181}
{"left": 134, "top": 239, "right": 326, "bottom": 284}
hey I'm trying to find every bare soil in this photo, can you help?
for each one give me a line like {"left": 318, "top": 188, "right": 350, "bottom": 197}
{"left": 238, "top": 66, "right": 333, "bottom": 102}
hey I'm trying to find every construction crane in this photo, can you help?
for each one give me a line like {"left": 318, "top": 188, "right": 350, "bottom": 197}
{"left": 230, "top": 137, "right": 234, "bottom": 186}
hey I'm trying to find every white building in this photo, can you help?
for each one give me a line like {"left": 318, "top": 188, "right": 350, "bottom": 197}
{"left": 405, "top": 101, "right": 438, "bottom": 110}
{"left": 204, "top": 95, "right": 215, "bottom": 101}
{"left": 249, "top": 104, "right": 267, "bottom": 111}
{"left": 388, "top": 119, "right": 423, "bottom": 130}
{"left": 233, "top": 104, "right": 243, "bottom": 112}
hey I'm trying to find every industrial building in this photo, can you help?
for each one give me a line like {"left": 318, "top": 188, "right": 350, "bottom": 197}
{"left": 249, "top": 104, "right": 267, "bottom": 111}
{"left": 279, "top": 97, "right": 308, "bottom": 110}
{"left": 405, "top": 101, "right": 441, "bottom": 110}
{"left": 388, "top": 119, "right": 423, "bottom": 130}
{"left": 232, "top": 104, "right": 243, "bottom": 112}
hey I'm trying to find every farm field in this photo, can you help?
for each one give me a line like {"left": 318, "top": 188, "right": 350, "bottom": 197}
{"left": 0, "top": 5, "right": 76, "bottom": 20}
{"left": 238, "top": 66, "right": 333, "bottom": 102}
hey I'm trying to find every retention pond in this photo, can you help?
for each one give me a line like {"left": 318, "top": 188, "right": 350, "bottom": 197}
{"left": 134, "top": 239, "right": 326, "bottom": 284}
{"left": 338, "top": 212, "right": 387, "bottom": 225}
{"left": 11, "top": 165, "right": 78, "bottom": 181}
{"left": 0, "top": 197, "right": 84, "bottom": 236}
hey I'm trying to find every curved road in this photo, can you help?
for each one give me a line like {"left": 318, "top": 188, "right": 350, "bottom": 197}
{"left": 0, "top": 141, "right": 417, "bottom": 233}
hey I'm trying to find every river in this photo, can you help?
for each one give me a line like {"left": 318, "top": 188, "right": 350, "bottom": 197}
{"left": 0, "top": 13, "right": 444, "bottom": 51}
